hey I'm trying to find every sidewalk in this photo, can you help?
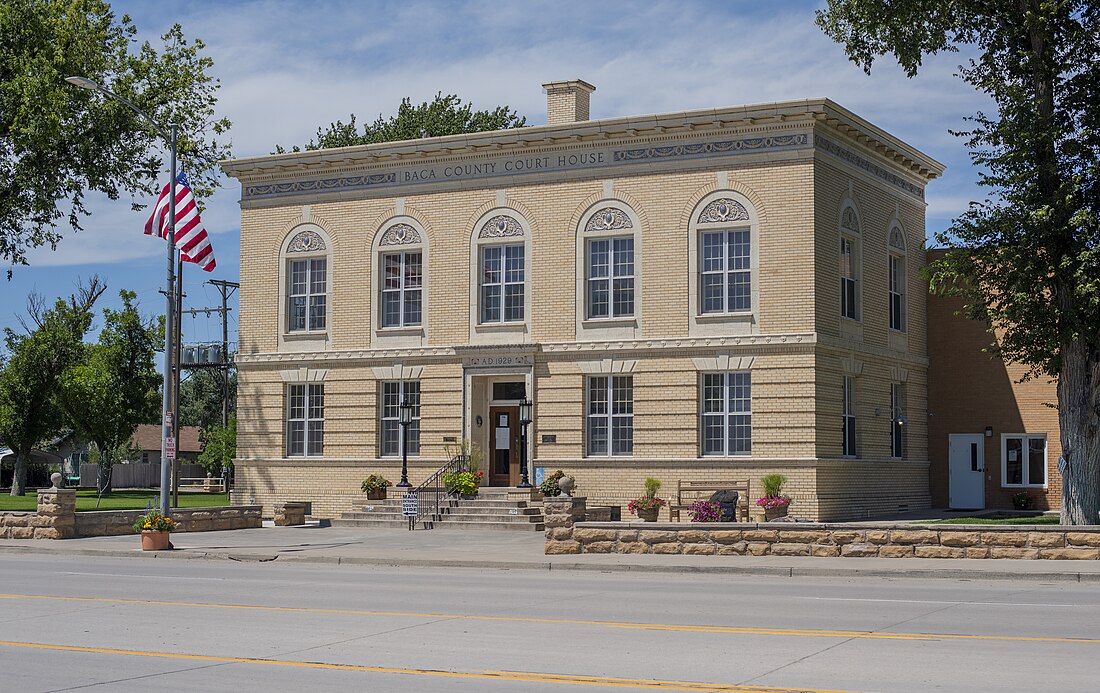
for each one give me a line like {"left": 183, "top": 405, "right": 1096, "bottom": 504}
{"left": 3, "top": 524, "right": 1100, "bottom": 583}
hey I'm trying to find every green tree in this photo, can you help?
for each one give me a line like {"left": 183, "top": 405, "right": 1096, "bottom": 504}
{"left": 0, "top": 0, "right": 231, "bottom": 272}
{"left": 818, "top": 1, "right": 1100, "bottom": 524}
{"left": 275, "top": 93, "right": 526, "bottom": 153}
{"left": 0, "top": 278, "right": 105, "bottom": 495}
{"left": 58, "top": 290, "right": 161, "bottom": 494}
{"left": 178, "top": 367, "right": 236, "bottom": 431}
{"left": 198, "top": 415, "right": 235, "bottom": 477}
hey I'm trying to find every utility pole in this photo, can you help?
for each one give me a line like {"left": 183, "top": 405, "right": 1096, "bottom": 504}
{"left": 173, "top": 259, "right": 184, "bottom": 508}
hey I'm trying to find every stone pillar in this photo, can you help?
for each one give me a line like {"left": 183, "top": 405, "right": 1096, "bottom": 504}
{"left": 36, "top": 487, "right": 77, "bottom": 539}
{"left": 273, "top": 502, "right": 305, "bottom": 526}
{"left": 544, "top": 496, "right": 586, "bottom": 554}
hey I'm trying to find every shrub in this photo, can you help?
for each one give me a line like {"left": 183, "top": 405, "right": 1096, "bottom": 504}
{"left": 443, "top": 470, "right": 483, "bottom": 495}
{"left": 360, "top": 474, "right": 392, "bottom": 494}
{"left": 539, "top": 469, "right": 575, "bottom": 497}
{"left": 761, "top": 474, "right": 788, "bottom": 498}
{"left": 688, "top": 500, "right": 722, "bottom": 522}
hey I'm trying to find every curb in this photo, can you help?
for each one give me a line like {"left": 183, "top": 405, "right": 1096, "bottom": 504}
{"left": 2, "top": 543, "right": 1098, "bottom": 582}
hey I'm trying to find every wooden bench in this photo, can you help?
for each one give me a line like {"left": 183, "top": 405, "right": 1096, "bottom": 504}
{"left": 668, "top": 480, "right": 750, "bottom": 522}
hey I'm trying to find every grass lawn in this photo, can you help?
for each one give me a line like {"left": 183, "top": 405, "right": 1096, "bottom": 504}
{"left": 0, "top": 489, "right": 229, "bottom": 512}
{"left": 920, "top": 514, "right": 1060, "bottom": 525}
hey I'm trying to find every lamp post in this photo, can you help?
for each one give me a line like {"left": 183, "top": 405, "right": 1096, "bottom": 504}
{"left": 64, "top": 76, "right": 177, "bottom": 518}
{"left": 517, "top": 398, "right": 532, "bottom": 488}
{"left": 397, "top": 397, "right": 413, "bottom": 487}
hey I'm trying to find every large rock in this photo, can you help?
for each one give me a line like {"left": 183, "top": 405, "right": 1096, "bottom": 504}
{"left": 709, "top": 490, "right": 739, "bottom": 522}
{"left": 677, "top": 530, "right": 711, "bottom": 543}
{"left": 544, "top": 540, "right": 581, "bottom": 555}
{"left": 829, "top": 530, "right": 865, "bottom": 544}
{"left": 638, "top": 530, "right": 678, "bottom": 544}
{"left": 981, "top": 531, "right": 1028, "bottom": 547}
{"left": 742, "top": 529, "right": 778, "bottom": 542}
{"left": 573, "top": 528, "right": 618, "bottom": 542}
{"left": 619, "top": 542, "right": 650, "bottom": 554}
{"left": 989, "top": 547, "right": 1040, "bottom": 559}
{"left": 812, "top": 544, "right": 841, "bottom": 557}
{"left": 1039, "top": 548, "right": 1100, "bottom": 560}
{"left": 888, "top": 529, "right": 937, "bottom": 545}
{"left": 878, "top": 544, "right": 914, "bottom": 558}
{"left": 717, "top": 542, "right": 748, "bottom": 555}
{"left": 841, "top": 543, "right": 879, "bottom": 557}
{"left": 940, "top": 532, "right": 981, "bottom": 547}
{"left": 710, "top": 530, "right": 743, "bottom": 543}
{"left": 770, "top": 543, "right": 810, "bottom": 556}
{"left": 683, "top": 543, "right": 716, "bottom": 555}
{"left": 581, "top": 541, "right": 616, "bottom": 554}
{"left": 652, "top": 542, "right": 683, "bottom": 554}
{"left": 913, "top": 545, "right": 966, "bottom": 559}
{"left": 1027, "top": 532, "right": 1065, "bottom": 547}
{"left": 1065, "top": 532, "right": 1100, "bottom": 547}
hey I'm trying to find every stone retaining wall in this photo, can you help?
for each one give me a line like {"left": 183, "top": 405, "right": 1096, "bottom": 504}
{"left": 543, "top": 498, "right": 1100, "bottom": 560}
{"left": 0, "top": 487, "right": 261, "bottom": 539}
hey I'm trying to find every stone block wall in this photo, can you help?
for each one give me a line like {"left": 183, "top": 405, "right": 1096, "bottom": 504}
{"left": 0, "top": 488, "right": 76, "bottom": 539}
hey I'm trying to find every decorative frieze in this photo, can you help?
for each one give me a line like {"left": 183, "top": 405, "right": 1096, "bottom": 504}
{"left": 585, "top": 207, "right": 633, "bottom": 232}
{"left": 479, "top": 215, "right": 524, "bottom": 238}
{"left": 379, "top": 223, "right": 421, "bottom": 246}
{"left": 287, "top": 230, "right": 326, "bottom": 253}
{"left": 818, "top": 135, "right": 926, "bottom": 200}
{"left": 697, "top": 198, "right": 749, "bottom": 224}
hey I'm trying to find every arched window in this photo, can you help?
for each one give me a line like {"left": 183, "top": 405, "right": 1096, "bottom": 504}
{"left": 281, "top": 224, "right": 331, "bottom": 335}
{"left": 577, "top": 203, "right": 641, "bottom": 324}
{"left": 839, "top": 202, "right": 862, "bottom": 321}
{"left": 472, "top": 211, "right": 530, "bottom": 327}
{"left": 372, "top": 217, "right": 427, "bottom": 335}
{"left": 688, "top": 192, "right": 759, "bottom": 335}
{"left": 888, "top": 222, "right": 907, "bottom": 332}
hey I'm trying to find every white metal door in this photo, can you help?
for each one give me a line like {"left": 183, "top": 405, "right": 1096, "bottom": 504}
{"left": 948, "top": 434, "right": 985, "bottom": 509}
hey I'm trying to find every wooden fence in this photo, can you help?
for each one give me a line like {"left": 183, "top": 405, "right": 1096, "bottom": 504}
{"left": 79, "top": 463, "right": 205, "bottom": 488}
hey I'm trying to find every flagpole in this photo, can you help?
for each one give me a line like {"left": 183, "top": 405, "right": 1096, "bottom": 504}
{"left": 173, "top": 256, "right": 183, "bottom": 508}
{"left": 160, "top": 123, "right": 178, "bottom": 518}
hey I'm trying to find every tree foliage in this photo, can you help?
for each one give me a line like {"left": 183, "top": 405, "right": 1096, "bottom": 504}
{"left": 275, "top": 93, "right": 526, "bottom": 153}
{"left": 0, "top": 0, "right": 231, "bottom": 272}
{"left": 198, "top": 415, "right": 235, "bottom": 476}
{"left": 818, "top": 1, "right": 1100, "bottom": 523}
{"left": 178, "top": 367, "right": 236, "bottom": 431}
{"left": 0, "top": 278, "right": 105, "bottom": 495}
{"left": 58, "top": 290, "right": 161, "bottom": 494}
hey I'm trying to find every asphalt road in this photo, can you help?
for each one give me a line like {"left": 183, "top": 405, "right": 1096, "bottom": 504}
{"left": 2, "top": 553, "right": 1099, "bottom": 692}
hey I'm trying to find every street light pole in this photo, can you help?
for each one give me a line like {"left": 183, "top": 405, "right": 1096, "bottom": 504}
{"left": 518, "top": 398, "right": 532, "bottom": 488}
{"left": 397, "top": 397, "right": 412, "bottom": 488}
{"left": 64, "top": 76, "right": 177, "bottom": 518}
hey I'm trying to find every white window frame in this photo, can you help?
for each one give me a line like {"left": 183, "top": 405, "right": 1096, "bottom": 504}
{"left": 890, "top": 382, "right": 906, "bottom": 459}
{"left": 888, "top": 223, "right": 907, "bottom": 333}
{"left": 280, "top": 224, "right": 332, "bottom": 347}
{"left": 842, "top": 376, "right": 857, "bottom": 457}
{"left": 380, "top": 250, "right": 423, "bottom": 328}
{"left": 687, "top": 191, "right": 760, "bottom": 337}
{"left": 1001, "top": 434, "right": 1048, "bottom": 488}
{"left": 286, "top": 383, "right": 324, "bottom": 457}
{"left": 700, "top": 371, "right": 752, "bottom": 456}
{"left": 840, "top": 203, "right": 861, "bottom": 322}
{"left": 380, "top": 380, "right": 421, "bottom": 457}
{"left": 586, "top": 375, "right": 633, "bottom": 457}
{"left": 700, "top": 229, "right": 752, "bottom": 315}
{"left": 479, "top": 242, "right": 526, "bottom": 324}
{"left": 586, "top": 235, "right": 635, "bottom": 320}
{"left": 287, "top": 256, "right": 327, "bottom": 333}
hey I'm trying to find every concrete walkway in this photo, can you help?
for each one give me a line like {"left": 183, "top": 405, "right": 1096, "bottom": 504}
{"left": 4, "top": 523, "right": 1100, "bottom": 583}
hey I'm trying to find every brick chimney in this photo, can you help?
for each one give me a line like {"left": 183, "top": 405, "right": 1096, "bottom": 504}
{"left": 542, "top": 79, "right": 596, "bottom": 126}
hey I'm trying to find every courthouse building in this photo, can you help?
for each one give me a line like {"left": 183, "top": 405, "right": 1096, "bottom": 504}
{"left": 221, "top": 80, "right": 945, "bottom": 520}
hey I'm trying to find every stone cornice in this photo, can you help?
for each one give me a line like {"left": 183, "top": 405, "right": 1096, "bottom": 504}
{"left": 234, "top": 334, "right": 819, "bottom": 368}
{"left": 220, "top": 99, "right": 943, "bottom": 206}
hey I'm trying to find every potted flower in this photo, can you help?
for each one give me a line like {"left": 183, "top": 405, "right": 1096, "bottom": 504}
{"left": 688, "top": 500, "right": 722, "bottom": 523}
{"left": 132, "top": 509, "right": 176, "bottom": 551}
{"left": 361, "top": 474, "right": 392, "bottom": 500}
{"left": 1012, "top": 491, "right": 1037, "bottom": 510}
{"left": 539, "top": 469, "right": 576, "bottom": 497}
{"left": 628, "top": 477, "right": 666, "bottom": 522}
{"left": 443, "top": 469, "right": 483, "bottom": 499}
{"left": 756, "top": 474, "right": 791, "bottom": 521}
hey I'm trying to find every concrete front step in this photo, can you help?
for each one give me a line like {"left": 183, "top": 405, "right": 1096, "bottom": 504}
{"left": 335, "top": 490, "right": 544, "bottom": 531}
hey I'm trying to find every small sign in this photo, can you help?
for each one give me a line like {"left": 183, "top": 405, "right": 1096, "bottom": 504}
{"left": 163, "top": 437, "right": 176, "bottom": 461}
{"left": 534, "top": 467, "right": 546, "bottom": 485}
{"left": 401, "top": 492, "right": 419, "bottom": 517}
{"left": 1058, "top": 455, "right": 1068, "bottom": 475}
{"left": 463, "top": 354, "right": 533, "bottom": 369}
{"left": 442, "top": 436, "right": 457, "bottom": 443}
{"left": 165, "top": 411, "right": 173, "bottom": 428}
{"left": 541, "top": 434, "right": 557, "bottom": 444}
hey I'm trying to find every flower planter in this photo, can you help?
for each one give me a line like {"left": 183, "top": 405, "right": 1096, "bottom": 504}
{"left": 366, "top": 489, "right": 387, "bottom": 501}
{"left": 764, "top": 506, "right": 789, "bottom": 522}
{"left": 458, "top": 492, "right": 478, "bottom": 500}
{"left": 140, "top": 530, "right": 171, "bottom": 551}
{"left": 636, "top": 507, "right": 659, "bottom": 522}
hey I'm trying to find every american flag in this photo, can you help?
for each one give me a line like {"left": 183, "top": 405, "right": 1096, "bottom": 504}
{"left": 143, "top": 171, "right": 217, "bottom": 272}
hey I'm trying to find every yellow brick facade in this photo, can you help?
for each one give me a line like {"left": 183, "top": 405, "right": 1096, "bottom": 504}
{"left": 222, "top": 95, "right": 943, "bottom": 521}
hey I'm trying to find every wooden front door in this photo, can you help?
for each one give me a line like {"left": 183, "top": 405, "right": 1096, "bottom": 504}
{"left": 488, "top": 406, "right": 521, "bottom": 487}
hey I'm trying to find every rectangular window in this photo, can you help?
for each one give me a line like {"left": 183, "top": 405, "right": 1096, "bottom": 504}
{"left": 587, "top": 375, "right": 633, "bottom": 456}
{"left": 840, "top": 237, "right": 858, "bottom": 320}
{"left": 701, "top": 372, "right": 752, "bottom": 456}
{"left": 700, "top": 230, "right": 751, "bottom": 314}
{"left": 1003, "top": 435, "right": 1046, "bottom": 487}
{"left": 381, "top": 251, "right": 422, "bottom": 328}
{"left": 891, "top": 382, "right": 906, "bottom": 459}
{"left": 480, "top": 244, "right": 524, "bottom": 323}
{"left": 889, "top": 254, "right": 906, "bottom": 331}
{"left": 380, "top": 381, "right": 421, "bottom": 457}
{"left": 842, "top": 376, "right": 857, "bottom": 457}
{"left": 288, "top": 258, "right": 327, "bottom": 332}
{"left": 286, "top": 383, "right": 324, "bottom": 456}
{"left": 587, "top": 237, "right": 635, "bottom": 319}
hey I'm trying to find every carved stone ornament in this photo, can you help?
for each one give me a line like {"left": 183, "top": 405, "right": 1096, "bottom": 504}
{"left": 287, "top": 230, "right": 326, "bottom": 253}
{"left": 380, "top": 223, "right": 422, "bottom": 246}
{"left": 889, "top": 226, "right": 906, "bottom": 250}
{"left": 841, "top": 206, "right": 860, "bottom": 232}
{"left": 698, "top": 198, "right": 749, "bottom": 224}
{"left": 479, "top": 215, "right": 524, "bottom": 238}
{"left": 585, "top": 207, "right": 633, "bottom": 232}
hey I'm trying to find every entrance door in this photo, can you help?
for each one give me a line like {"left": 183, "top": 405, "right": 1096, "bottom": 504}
{"left": 488, "top": 406, "right": 521, "bottom": 486}
{"left": 949, "top": 434, "right": 985, "bottom": 509}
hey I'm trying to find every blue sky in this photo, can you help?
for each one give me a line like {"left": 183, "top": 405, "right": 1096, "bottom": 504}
{"left": 0, "top": 0, "right": 991, "bottom": 350}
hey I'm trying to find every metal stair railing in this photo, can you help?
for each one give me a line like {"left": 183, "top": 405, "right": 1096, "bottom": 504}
{"left": 403, "top": 454, "right": 469, "bottom": 530}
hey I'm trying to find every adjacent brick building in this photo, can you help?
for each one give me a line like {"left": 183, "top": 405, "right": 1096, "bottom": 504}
{"left": 221, "top": 80, "right": 944, "bottom": 520}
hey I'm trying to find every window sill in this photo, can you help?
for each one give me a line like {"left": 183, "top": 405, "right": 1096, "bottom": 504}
{"left": 376, "top": 326, "right": 424, "bottom": 336}
{"left": 581, "top": 317, "right": 637, "bottom": 328}
{"left": 1001, "top": 484, "right": 1048, "bottom": 489}
{"left": 695, "top": 312, "right": 754, "bottom": 322}
{"left": 284, "top": 331, "right": 328, "bottom": 340}
{"left": 840, "top": 316, "right": 862, "bottom": 325}
{"left": 475, "top": 322, "right": 527, "bottom": 331}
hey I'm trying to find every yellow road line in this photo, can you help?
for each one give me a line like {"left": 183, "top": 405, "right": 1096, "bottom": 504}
{"left": 0, "top": 640, "right": 844, "bottom": 692}
{"left": 1, "top": 593, "right": 1097, "bottom": 645}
